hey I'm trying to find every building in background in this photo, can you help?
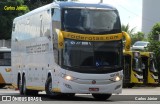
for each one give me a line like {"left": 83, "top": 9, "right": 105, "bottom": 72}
{"left": 142, "top": 0, "right": 160, "bottom": 37}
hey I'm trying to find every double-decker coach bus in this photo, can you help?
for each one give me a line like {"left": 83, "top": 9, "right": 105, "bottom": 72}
{"left": 0, "top": 47, "right": 11, "bottom": 88}
{"left": 123, "top": 51, "right": 143, "bottom": 88}
{"left": 140, "top": 52, "right": 159, "bottom": 85}
{"left": 11, "top": 1, "right": 130, "bottom": 100}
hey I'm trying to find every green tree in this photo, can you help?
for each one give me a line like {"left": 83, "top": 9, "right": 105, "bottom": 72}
{"left": 121, "top": 24, "right": 138, "bottom": 44}
{"left": 121, "top": 23, "right": 136, "bottom": 38}
{"left": 148, "top": 22, "right": 160, "bottom": 75}
{"left": 24, "top": 0, "right": 53, "bottom": 10}
{"left": 0, "top": 0, "right": 29, "bottom": 39}
{"left": 132, "top": 32, "right": 145, "bottom": 45}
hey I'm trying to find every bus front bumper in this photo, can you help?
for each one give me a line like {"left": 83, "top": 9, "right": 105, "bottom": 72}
{"left": 52, "top": 78, "right": 122, "bottom": 94}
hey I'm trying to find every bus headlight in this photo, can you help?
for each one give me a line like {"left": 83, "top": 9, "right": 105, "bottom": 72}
{"left": 110, "top": 75, "right": 122, "bottom": 82}
{"left": 61, "top": 74, "right": 77, "bottom": 81}
{"left": 65, "top": 75, "right": 72, "bottom": 80}
{"left": 115, "top": 76, "right": 121, "bottom": 81}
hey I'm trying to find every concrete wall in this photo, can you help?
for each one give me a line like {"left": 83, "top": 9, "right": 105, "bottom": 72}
{"left": 142, "top": 0, "right": 160, "bottom": 37}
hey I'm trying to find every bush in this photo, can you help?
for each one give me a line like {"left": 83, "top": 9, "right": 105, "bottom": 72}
{"left": 148, "top": 23, "right": 160, "bottom": 79}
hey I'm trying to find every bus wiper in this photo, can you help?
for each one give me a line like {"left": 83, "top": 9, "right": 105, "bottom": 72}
{"left": 73, "top": 26, "right": 86, "bottom": 31}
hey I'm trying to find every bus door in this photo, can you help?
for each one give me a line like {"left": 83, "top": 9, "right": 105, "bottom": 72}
{"left": 148, "top": 53, "right": 159, "bottom": 84}
{"left": 123, "top": 54, "right": 131, "bottom": 84}
{"left": 131, "top": 52, "right": 143, "bottom": 84}
{"left": 141, "top": 55, "right": 148, "bottom": 84}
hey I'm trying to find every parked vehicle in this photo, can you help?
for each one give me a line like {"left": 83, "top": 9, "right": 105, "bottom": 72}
{"left": 140, "top": 52, "right": 159, "bottom": 85}
{"left": 0, "top": 47, "right": 11, "bottom": 88}
{"left": 123, "top": 51, "right": 143, "bottom": 88}
{"left": 132, "top": 41, "right": 149, "bottom": 51}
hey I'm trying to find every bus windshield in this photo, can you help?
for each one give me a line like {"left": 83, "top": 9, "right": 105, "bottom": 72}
{"left": 149, "top": 59, "right": 158, "bottom": 73}
{"left": 0, "top": 52, "right": 11, "bottom": 66}
{"left": 133, "top": 57, "right": 142, "bottom": 72}
{"left": 62, "top": 8, "right": 121, "bottom": 34}
{"left": 63, "top": 39, "right": 122, "bottom": 68}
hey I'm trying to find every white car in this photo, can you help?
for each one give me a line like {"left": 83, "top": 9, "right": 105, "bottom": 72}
{"left": 132, "top": 41, "right": 149, "bottom": 51}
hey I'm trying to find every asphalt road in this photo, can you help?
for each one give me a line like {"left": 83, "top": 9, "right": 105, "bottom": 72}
{"left": 0, "top": 87, "right": 160, "bottom": 104}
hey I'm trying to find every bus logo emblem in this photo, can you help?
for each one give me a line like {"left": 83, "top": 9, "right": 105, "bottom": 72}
{"left": 92, "top": 80, "right": 96, "bottom": 84}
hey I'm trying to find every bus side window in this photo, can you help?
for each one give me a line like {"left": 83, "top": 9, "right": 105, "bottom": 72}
{"left": 52, "top": 8, "right": 61, "bottom": 65}
{"left": 52, "top": 8, "right": 60, "bottom": 21}
{"left": 51, "top": 8, "right": 54, "bottom": 16}
{"left": 53, "top": 43, "right": 59, "bottom": 64}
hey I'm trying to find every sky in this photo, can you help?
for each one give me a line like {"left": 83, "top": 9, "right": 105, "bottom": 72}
{"left": 79, "top": 0, "right": 142, "bottom": 32}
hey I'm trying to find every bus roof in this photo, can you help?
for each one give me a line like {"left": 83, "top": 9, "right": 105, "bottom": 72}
{"left": 13, "top": 2, "right": 117, "bottom": 22}
{"left": 57, "top": 2, "right": 116, "bottom": 9}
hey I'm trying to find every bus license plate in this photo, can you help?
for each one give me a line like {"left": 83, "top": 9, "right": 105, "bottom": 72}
{"left": 89, "top": 88, "right": 99, "bottom": 91}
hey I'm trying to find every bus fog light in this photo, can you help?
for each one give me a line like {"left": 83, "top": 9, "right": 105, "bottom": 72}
{"left": 64, "top": 84, "right": 72, "bottom": 89}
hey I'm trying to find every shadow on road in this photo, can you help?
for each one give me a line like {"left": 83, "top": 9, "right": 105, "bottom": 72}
{"left": 29, "top": 94, "right": 113, "bottom": 102}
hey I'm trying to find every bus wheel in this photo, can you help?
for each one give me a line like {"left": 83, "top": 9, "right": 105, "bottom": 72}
{"left": 18, "top": 78, "right": 23, "bottom": 95}
{"left": 92, "top": 94, "right": 112, "bottom": 101}
{"left": 45, "top": 76, "right": 58, "bottom": 97}
{"left": 0, "top": 84, "right": 5, "bottom": 88}
{"left": 22, "top": 75, "right": 38, "bottom": 95}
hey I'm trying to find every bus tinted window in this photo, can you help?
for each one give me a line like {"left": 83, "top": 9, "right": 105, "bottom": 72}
{"left": 63, "top": 39, "right": 122, "bottom": 67}
{"left": 52, "top": 8, "right": 61, "bottom": 21}
{"left": 150, "top": 59, "right": 158, "bottom": 73}
{"left": 132, "top": 57, "right": 142, "bottom": 72}
{"left": 62, "top": 8, "right": 121, "bottom": 34}
{"left": 0, "top": 52, "right": 11, "bottom": 66}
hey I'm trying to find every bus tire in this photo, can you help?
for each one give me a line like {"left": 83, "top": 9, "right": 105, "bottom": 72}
{"left": 22, "top": 75, "right": 30, "bottom": 95}
{"left": 45, "top": 76, "right": 58, "bottom": 97}
{"left": 0, "top": 84, "right": 5, "bottom": 88}
{"left": 22, "top": 75, "right": 38, "bottom": 95}
{"left": 45, "top": 76, "right": 52, "bottom": 96}
{"left": 18, "top": 77, "right": 23, "bottom": 95}
{"left": 92, "top": 94, "right": 112, "bottom": 101}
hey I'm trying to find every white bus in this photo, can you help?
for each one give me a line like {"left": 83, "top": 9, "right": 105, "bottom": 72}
{"left": 11, "top": 1, "right": 127, "bottom": 100}
{"left": 0, "top": 47, "right": 11, "bottom": 88}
